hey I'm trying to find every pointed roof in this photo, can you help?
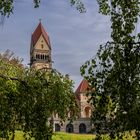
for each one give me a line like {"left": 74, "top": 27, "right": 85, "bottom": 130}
{"left": 31, "top": 22, "right": 51, "bottom": 49}
{"left": 75, "top": 79, "right": 89, "bottom": 100}
{"left": 76, "top": 79, "right": 89, "bottom": 93}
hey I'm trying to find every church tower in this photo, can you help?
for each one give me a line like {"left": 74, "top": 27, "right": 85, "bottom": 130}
{"left": 30, "top": 22, "right": 52, "bottom": 70}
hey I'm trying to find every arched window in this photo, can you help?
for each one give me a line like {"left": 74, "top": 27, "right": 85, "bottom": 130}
{"left": 84, "top": 106, "right": 91, "bottom": 118}
{"left": 55, "top": 123, "right": 60, "bottom": 132}
{"left": 45, "top": 55, "right": 47, "bottom": 60}
{"left": 41, "top": 55, "right": 43, "bottom": 59}
{"left": 36, "top": 54, "right": 40, "bottom": 59}
{"left": 38, "top": 54, "right": 40, "bottom": 59}
{"left": 42, "top": 54, "right": 44, "bottom": 60}
{"left": 79, "top": 123, "right": 86, "bottom": 133}
{"left": 36, "top": 54, "right": 38, "bottom": 59}
{"left": 66, "top": 124, "right": 73, "bottom": 133}
{"left": 41, "top": 44, "right": 44, "bottom": 49}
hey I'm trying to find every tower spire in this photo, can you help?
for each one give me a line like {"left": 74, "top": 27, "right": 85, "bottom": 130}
{"left": 30, "top": 22, "right": 52, "bottom": 70}
{"left": 39, "top": 18, "right": 42, "bottom": 23}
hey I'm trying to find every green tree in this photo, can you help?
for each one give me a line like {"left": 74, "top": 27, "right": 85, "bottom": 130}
{"left": 0, "top": 50, "right": 24, "bottom": 140}
{"left": 0, "top": 51, "right": 78, "bottom": 140}
{"left": 18, "top": 69, "right": 78, "bottom": 140}
{"left": 81, "top": 0, "right": 140, "bottom": 139}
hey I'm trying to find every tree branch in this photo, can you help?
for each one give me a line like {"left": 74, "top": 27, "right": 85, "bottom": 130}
{"left": 0, "top": 74, "right": 27, "bottom": 86}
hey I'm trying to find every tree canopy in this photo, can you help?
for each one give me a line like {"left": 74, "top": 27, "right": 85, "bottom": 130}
{"left": 81, "top": 0, "right": 140, "bottom": 139}
{"left": 0, "top": 50, "right": 78, "bottom": 140}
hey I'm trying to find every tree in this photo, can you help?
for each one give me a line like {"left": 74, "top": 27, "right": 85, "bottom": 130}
{"left": 81, "top": 0, "right": 140, "bottom": 139}
{"left": 0, "top": 0, "right": 85, "bottom": 17}
{"left": 0, "top": 50, "right": 25, "bottom": 140}
{"left": 18, "top": 69, "right": 78, "bottom": 140}
{"left": 0, "top": 51, "right": 78, "bottom": 140}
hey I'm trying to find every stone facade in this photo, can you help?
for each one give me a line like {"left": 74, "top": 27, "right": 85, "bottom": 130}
{"left": 53, "top": 118, "right": 91, "bottom": 133}
{"left": 30, "top": 22, "right": 92, "bottom": 133}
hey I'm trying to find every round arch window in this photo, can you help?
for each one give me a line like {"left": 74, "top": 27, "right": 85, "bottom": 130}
{"left": 66, "top": 124, "right": 73, "bottom": 133}
{"left": 84, "top": 106, "right": 91, "bottom": 118}
{"left": 55, "top": 123, "right": 60, "bottom": 132}
{"left": 79, "top": 123, "right": 86, "bottom": 133}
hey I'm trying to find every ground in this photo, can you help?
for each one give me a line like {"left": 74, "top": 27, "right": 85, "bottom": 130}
{"left": 1, "top": 131, "right": 136, "bottom": 140}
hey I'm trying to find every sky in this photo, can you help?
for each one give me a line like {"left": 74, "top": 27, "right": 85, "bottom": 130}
{"left": 0, "top": 0, "right": 111, "bottom": 89}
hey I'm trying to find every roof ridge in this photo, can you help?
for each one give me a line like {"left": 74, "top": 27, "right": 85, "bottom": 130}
{"left": 80, "top": 80, "right": 85, "bottom": 91}
{"left": 75, "top": 79, "right": 88, "bottom": 93}
{"left": 75, "top": 79, "right": 89, "bottom": 100}
{"left": 31, "top": 22, "right": 51, "bottom": 49}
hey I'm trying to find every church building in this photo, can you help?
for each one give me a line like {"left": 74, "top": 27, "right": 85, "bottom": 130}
{"left": 30, "top": 22, "right": 92, "bottom": 133}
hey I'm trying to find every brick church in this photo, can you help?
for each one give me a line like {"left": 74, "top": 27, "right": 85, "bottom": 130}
{"left": 30, "top": 22, "right": 92, "bottom": 133}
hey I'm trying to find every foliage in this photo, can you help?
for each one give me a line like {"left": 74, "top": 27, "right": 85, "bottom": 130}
{"left": 0, "top": 0, "right": 85, "bottom": 17}
{"left": 70, "top": 0, "right": 85, "bottom": 13}
{"left": 81, "top": 0, "right": 140, "bottom": 140}
{"left": 0, "top": 50, "right": 25, "bottom": 140}
{"left": 0, "top": 0, "right": 13, "bottom": 16}
{"left": 0, "top": 50, "right": 78, "bottom": 140}
{"left": 0, "top": 131, "right": 136, "bottom": 140}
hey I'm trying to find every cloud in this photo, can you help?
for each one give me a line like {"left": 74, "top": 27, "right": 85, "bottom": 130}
{"left": 0, "top": 0, "right": 111, "bottom": 89}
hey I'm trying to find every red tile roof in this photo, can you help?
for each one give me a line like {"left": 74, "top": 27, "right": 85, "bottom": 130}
{"left": 75, "top": 79, "right": 89, "bottom": 100}
{"left": 31, "top": 22, "right": 51, "bottom": 49}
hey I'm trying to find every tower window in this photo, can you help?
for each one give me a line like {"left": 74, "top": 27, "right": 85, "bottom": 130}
{"left": 84, "top": 106, "right": 91, "bottom": 118}
{"left": 38, "top": 54, "right": 40, "bottom": 59}
{"left": 36, "top": 54, "right": 41, "bottom": 59}
{"left": 45, "top": 55, "right": 49, "bottom": 61}
{"left": 41, "top": 44, "right": 44, "bottom": 49}
{"left": 35, "top": 54, "right": 49, "bottom": 61}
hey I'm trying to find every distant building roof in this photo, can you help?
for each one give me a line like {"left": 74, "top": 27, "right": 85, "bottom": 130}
{"left": 31, "top": 22, "right": 51, "bottom": 49}
{"left": 75, "top": 79, "right": 89, "bottom": 100}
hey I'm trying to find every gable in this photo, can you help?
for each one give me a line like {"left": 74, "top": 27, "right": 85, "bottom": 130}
{"left": 34, "top": 35, "right": 50, "bottom": 51}
{"left": 31, "top": 22, "right": 51, "bottom": 49}
{"left": 75, "top": 79, "right": 89, "bottom": 101}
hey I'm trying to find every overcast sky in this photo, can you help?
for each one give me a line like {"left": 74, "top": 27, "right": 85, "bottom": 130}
{"left": 0, "top": 0, "right": 111, "bottom": 89}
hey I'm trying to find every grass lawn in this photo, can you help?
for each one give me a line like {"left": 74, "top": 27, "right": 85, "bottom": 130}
{"left": 0, "top": 131, "right": 95, "bottom": 140}
{"left": 55, "top": 131, "right": 136, "bottom": 140}
{"left": 0, "top": 131, "right": 136, "bottom": 140}
{"left": 52, "top": 132, "right": 95, "bottom": 140}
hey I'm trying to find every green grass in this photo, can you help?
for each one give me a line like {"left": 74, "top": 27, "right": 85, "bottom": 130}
{"left": 0, "top": 131, "right": 136, "bottom": 140}
{"left": 52, "top": 132, "right": 95, "bottom": 140}
{"left": 52, "top": 132, "right": 136, "bottom": 140}
{"left": 0, "top": 131, "right": 95, "bottom": 140}
{"left": 10, "top": 131, "right": 34, "bottom": 140}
